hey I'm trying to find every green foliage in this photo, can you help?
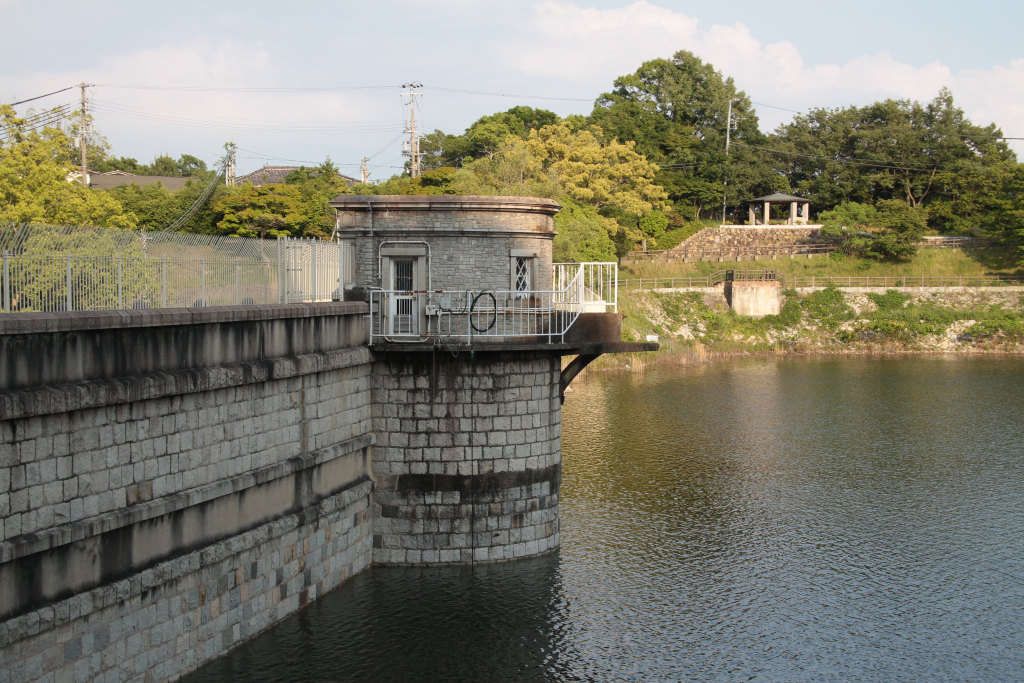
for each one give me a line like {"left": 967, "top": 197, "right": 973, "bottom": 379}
{"left": 0, "top": 105, "right": 136, "bottom": 229}
{"left": 552, "top": 201, "right": 617, "bottom": 262}
{"left": 638, "top": 210, "right": 669, "bottom": 241}
{"left": 802, "top": 284, "right": 854, "bottom": 328}
{"left": 774, "top": 89, "right": 1015, "bottom": 213}
{"left": 590, "top": 50, "right": 780, "bottom": 218}
{"left": 773, "top": 289, "right": 803, "bottom": 327}
{"left": 963, "top": 313, "right": 1024, "bottom": 340}
{"left": 819, "top": 199, "right": 925, "bottom": 261}
{"left": 213, "top": 184, "right": 312, "bottom": 238}
{"left": 867, "top": 289, "right": 909, "bottom": 310}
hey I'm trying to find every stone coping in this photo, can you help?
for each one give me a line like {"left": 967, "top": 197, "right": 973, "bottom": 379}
{"left": 0, "top": 346, "right": 373, "bottom": 420}
{"left": 329, "top": 194, "right": 561, "bottom": 216}
{"left": 0, "top": 302, "right": 369, "bottom": 336}
{"left": 370, "top": 341, "right": 658, "bottom": 354}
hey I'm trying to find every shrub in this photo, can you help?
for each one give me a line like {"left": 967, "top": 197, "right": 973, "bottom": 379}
{"left": 802, "top": 284, "right": 854, "bottom": 328}
{"left": 867, "top": 289, "right": 910, "bottom": 311}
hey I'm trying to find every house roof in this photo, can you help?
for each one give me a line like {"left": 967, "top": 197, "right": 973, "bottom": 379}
{"left": 748, "top": 192, "right": 808, "bottom": 203}
{"left": 235, "top": 165, "right": 298, "bottom": 186}
{"left": 235, "top": 165, "right": 359, "bottom": 187}
{"left": 88, "top": 171, "right": 193, "bottom": 191}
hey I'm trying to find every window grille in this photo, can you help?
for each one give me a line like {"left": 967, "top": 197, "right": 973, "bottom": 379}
{"left": 394, "top": 259, "right": 413, "bottom": 291}
{"left": 515, "top": 257, "right": 531, "bottom": 293}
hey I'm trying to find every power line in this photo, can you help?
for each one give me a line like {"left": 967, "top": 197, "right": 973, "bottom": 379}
{"left": 89, "top": 99, "right": 402, "bottom": 135}
{"left": 735, "top": 141, "right": 952, "bottom": 172}
{"left": 95, "top": 83, "right": 400, "bottom": 93}
{"left": 424, "top": 85, "right": 593, "bottom": 102}
{"left": 4, "top": 85, "right": 78, "bottom": 107}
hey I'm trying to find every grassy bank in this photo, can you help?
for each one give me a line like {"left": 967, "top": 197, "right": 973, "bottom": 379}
{"left": 606, "top": 249, "right": 1024, "bottom": 368}
{"left": 622, "top": 244, "right": 1023, "bottom": 282}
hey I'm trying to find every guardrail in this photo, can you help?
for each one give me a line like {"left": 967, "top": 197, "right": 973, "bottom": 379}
{"left": 369, "top": 262, "right": 617, "bottom": 345}
{"left": 553, "top": 262, "right": 618, "bottom": 312}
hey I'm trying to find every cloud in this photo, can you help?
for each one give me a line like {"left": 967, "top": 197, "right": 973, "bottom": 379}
{"left": 9, "top": 38, "right": 405, "bottom": 170}
{"left": 511, "top": 1, "right": 1024, "bottom": 152}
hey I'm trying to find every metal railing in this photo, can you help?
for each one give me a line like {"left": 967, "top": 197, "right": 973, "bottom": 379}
{"left": 0, "top": 222, "right": 353, "bottom": 312}
{"left": 553, "top": 262, "right": 618, "bottom": 313}
{"left": 369, "top": 262, "right": 616, "bottom": 345}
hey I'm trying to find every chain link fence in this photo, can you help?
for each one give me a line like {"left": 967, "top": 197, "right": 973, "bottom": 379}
{"left": 1, "top": 223, "right": 354, "bottom": 313}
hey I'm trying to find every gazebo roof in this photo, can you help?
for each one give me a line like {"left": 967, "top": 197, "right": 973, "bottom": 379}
{"left": 748, "top": 192, "right": 808, "bottom": 203}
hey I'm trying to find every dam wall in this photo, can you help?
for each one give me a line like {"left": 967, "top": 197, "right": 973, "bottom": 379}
{"left": 0, "top": 305, "right": 375, "bottom": 682}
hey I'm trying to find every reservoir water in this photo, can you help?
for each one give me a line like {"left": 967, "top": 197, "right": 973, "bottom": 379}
{"left": 187, "top": 356, "right": 1024, "bottom": 681}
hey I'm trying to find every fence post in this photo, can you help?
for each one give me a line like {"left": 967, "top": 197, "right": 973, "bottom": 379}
{"left": 117, "top": 256, "right": 123, "bottom": 310}
{"left": 235, "top": 260, "right": 240, "bottom": 305}
{"left": 277, "top": 238, "right": 284, "bottom": 303}
{"left": 2, "top": 250, "right": 8, "bottom": 312}
{"left": 201, "top": 259, "right": 206, "bottom": 306}
{"left": 66, "top": 253, "right": 72, "bottom": 312}
{"left": 162, "top": 257, "right": 167, "bottom": 308}
{"left": 311, "top": 244, "right": 318, "bottom": 302}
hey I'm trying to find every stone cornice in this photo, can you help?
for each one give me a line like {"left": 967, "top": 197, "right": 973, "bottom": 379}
{"left": 328, "top": 194, "right": 561, "bottom": 216}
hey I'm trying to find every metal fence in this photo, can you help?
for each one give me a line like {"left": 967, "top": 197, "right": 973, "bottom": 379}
{"left": 369, "top": 262, "right": 617, "bottom": 345}
{"left": 0, "top": 223, "right": 353, "bottom": 312}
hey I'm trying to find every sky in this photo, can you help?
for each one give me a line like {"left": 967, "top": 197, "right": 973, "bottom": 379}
{"left": 4, "top": 0, "right": 1024, "bottom": 178}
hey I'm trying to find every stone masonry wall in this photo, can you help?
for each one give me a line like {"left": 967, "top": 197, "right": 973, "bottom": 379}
{"left": 371, "top": 351, "right": 562, "bottom": 564}
{"left": 0, "top": 305, "right": 376, "bottom": 682}
{"left": 349, "top": 233, "right": 553, "bottom": 293}
{"left": 0, "top": 482, "right": 371, "bottom": 683}
{"left": 658, "top": 226, "right": 823, "bottom": 261}
{"left": 331, "top": 195, "right": 558, "bottom": 294}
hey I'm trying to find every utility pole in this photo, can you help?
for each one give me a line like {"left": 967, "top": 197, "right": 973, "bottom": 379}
{"left": 224, "top": 140, "right": 237, "bottom": 187}
{"left": 401, "top": 82, "right": 422, "bottom": 178}
{"left": 360, "top": 157, "right": 370, "bottom": 184}
{"left": 79, "top": 83, "right": 89, "bottom": 186}
{"left": 721, "top": 98, "right": 735, "bottom": 225}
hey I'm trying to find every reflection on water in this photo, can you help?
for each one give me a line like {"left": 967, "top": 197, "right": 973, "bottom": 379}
{"left": 188, "top": 357, "right": 1024, "bottom": 681}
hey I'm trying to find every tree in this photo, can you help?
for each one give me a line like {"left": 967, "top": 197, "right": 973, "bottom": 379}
{"left": 213, "top": 184, "right": 307, "bottom": 238}
{"left": 773, "top": 89, "right": 1015, "bottom": 216}
{"left": 148, "top": 155, "right": 179, "bottom": 176}
{"left": 552, "top": 201, "right": 618, "bottom": 262}
{"left": 0, "top": 105, "right": 135, "bottom": 228}
{"left": 176, "top": 154, "right": 207, "bottom": 176}
{"left": 590, "top": 50, "right": 780, "bottom": 218}
{"left": 819, "top": 199, "right": 926, "bottom": 260}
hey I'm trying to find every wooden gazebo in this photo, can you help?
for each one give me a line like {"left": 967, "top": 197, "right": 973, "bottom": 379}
{"left": 746, "top": 192, "right": 810, "bottom": 225}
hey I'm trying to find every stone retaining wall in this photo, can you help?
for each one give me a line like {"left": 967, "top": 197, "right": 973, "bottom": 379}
{"left": 371, "top": 351, "right": 562, "bottom": 565}
{"left": 0, "top": 305, "right": 376, "bottom": 681}
{"left": 658, "top": 226, "right": 823, "bottom": 261}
